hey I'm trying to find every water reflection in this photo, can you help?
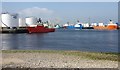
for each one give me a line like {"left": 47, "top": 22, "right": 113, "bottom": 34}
{"left": 2, "top": 34, "right": 19, "bottom": 50}
{"left": 18, "top": 33, "right": 46, "bottom": 49}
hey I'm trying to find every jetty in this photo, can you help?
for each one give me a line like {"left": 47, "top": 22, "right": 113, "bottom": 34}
{"left": 1, "top": 27, "right": 28, "bottom": 33}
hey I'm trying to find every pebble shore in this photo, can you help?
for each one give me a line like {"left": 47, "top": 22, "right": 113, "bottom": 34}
{"left": 2, "top": 52, "right": 118, "bottom": 68}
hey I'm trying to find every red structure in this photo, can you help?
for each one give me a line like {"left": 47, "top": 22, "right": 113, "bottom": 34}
{"left": 27, "top": 25, "right": 55, "bottom": 33}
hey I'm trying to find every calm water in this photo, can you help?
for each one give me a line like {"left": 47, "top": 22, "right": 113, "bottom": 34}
{"left": 1, "top": 29, "right": 118, "bottom": 52}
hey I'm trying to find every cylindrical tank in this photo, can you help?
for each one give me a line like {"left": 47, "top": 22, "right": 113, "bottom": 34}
{"left": 0, "top": 14, "right": 5, "bottom": 27}
{"left": 0, "top": 17, "right": 2, "bottom": 27}
{"left": 1, "top": 13, "right": 12, "bottom": 27}
{"left": 19, "top": 18, "right": 26, "bottom": 27}
{"left": 1, "top": 13, "right": 19, "bottom": 27}
{"left": 25, "top": 17, "right": 37, "bottom": 26}
{"left": 12, "top": 14, "right": 19, "bottom": 27}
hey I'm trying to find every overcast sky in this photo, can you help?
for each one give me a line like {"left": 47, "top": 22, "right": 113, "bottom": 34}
{"left": 1, "top": 2, "right": 118, "bottom": 24}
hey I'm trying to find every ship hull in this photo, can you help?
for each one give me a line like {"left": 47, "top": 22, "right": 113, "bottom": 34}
{"left": 93, "top": 25, "right": 117, "bottom": 30}
{"left": 27, "top": 26, "right": 55, "bottom": 33}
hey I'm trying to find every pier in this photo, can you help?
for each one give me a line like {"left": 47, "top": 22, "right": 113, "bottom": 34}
{"left": 0, "top": 27, "right": 28, "bottom": 33}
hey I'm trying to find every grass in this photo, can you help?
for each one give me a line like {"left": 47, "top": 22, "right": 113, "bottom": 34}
{"left": 2, "top": 50, "right": 120, "bottom": 62}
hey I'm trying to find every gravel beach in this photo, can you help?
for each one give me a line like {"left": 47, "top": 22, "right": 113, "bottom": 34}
{"left": 2, "top": 51, "right": 118, "bottom": 68}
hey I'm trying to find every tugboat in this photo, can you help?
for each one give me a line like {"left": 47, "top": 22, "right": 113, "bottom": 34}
{"left": 93, "top": 20, "right": 118, "bottom": 30}
{"left": 74, "top": 20, "right": 83, "bottom": 29}
{"left": 27, "top": 25, "right": 55, "bottom": 33}
{"left": 27, "top": 18, "right": 55, "bottom": 33}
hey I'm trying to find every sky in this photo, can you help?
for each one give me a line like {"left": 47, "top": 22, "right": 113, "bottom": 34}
{"left": 1, "top": 2, "right": 119, "bottom": 24}
{"left": 1, "top": 0, "right": 120, "bottom": 2}
{"left": 119, "top": 2, "right": 120, "bottom": 23}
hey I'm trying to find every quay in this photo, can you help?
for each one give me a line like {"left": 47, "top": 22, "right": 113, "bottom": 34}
{"left": 0, "top": 27, "right": 94, "bottom": 34}
{"left": 0, "top": 27, "right": 29, "bottom": 33}
{"left": 0, "top": 26, "right": 119, "bottom": 34}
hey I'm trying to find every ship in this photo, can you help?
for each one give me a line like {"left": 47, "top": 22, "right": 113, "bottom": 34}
{"left": 27, "top": 25, "right": 55, "bottom": 33}
{"left": 93, "top": 20, "right": 118, "bottom": 30}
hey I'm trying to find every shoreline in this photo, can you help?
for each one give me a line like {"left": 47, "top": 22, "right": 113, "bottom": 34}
{"left": 2, "top": 50, "right": 119, "bottom": 68}
{"left": 2, "top": 50, "right": 120, "bottom": 61}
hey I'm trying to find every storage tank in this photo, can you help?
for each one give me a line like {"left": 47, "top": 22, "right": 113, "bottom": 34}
{"left": 12, "top": 14, "right": 19, "bottom": 27}
{"left": 1, "top": 13, "right": 19, "bottom": 28}
{"left": 1, "top": 13, "right": 12, "bottom": 27}
{"left": 19, "top": 18, "right": 26, "bottom": 27}
{"left": 25, "top": 17, "right": 37, "bottom": 26}
{"left": 0, "top": 14, "right": 5, "bottom": 27}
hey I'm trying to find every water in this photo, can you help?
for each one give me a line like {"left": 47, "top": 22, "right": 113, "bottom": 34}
{"left": 1, "top": 29, "right": 118, "bottom": 53}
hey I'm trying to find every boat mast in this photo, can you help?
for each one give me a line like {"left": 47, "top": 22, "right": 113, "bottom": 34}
{"left": 88, "top": 17, "right": 91, "bottom": 27}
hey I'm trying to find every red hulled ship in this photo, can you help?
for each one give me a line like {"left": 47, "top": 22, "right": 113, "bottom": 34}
{"left": 27, "top": 25, "right": 55, "bottom": 33}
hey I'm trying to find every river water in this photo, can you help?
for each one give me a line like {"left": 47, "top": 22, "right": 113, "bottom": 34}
{"left": 1, "top": 29, "right": 118, "bottom": 53}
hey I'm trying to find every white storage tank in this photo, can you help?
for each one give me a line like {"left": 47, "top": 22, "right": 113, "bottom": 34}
{"left": 1, "top": 13, "right": 19, "bottom": 28}
{"left": 12, "top": 14, "right": 19, "bottom": 27}
{"left": 1, "top": 13, "right": 12, "bottom": 27}
{"left": 0, "top": 18, "right": 2, "bottom": 27}
{"left": 19, "top": 18, "right": 26, "bottom": 27}
{"left": 25, "top": 17, "right": 37, "bottom": 26}
{"left": 0, "top": 14, "right": 6, "bottom": 27}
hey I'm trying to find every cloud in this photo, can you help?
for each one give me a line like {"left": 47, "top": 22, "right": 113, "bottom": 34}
{"left": 18, "top": 7, "right": 54, "bottom": 18}
{"left": 18, "top": 7, "right": 63, "bottom": 24}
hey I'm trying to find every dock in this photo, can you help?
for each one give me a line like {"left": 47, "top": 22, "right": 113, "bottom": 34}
{"left": 0, "top": 27, "right": 29, "bottom": 33}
